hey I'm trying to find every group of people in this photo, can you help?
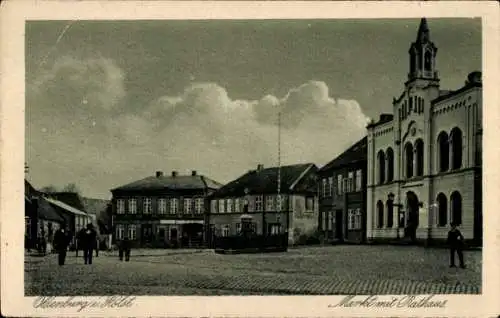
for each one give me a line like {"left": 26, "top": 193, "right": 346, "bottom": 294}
{"left": 52, "top": 222, "right": 133, "bottom": 265}
{"left": 53, "top": 222, "right": 98, "bottom": 266}
{"left": 49, "top": 222, "right": 467, "bottom": 268}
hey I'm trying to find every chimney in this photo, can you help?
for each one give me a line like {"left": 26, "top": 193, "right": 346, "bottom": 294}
{"left": 191, "top": 170, "right": 197, "bottom": 176}
{"left": 379, "top": 114, "right": 394, "bottom": 123}
{"left": 171, "top": 171, "right": 178, "bottom": 177}
{"left": 257, "top": 164, "right": 264, "bottom": 171}
{"left": 156, "top": 171, "right": 163, "bottom": 178}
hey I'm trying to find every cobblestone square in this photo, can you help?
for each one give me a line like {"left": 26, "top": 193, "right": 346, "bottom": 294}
{"left": 25, "top": 245, "right": 481, "bottom": 296}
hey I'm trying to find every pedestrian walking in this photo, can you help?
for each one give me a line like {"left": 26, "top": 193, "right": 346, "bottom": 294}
{"left": 447, "top": 222, "right": 466, "bottom": 268}
{"left": 53, "top": 223, "right": 71, "bottom": 266}
{"left": 76, "top": 227, "right": 86, "bottom": 257}
{"left": 118, "top": 237, "right": 131, "bottom": 262}
{"left": 95, "top": 235, "right": 99, "bottom": 257}
{"left": 81, "top": 223, "right": 97, "bottom": 265}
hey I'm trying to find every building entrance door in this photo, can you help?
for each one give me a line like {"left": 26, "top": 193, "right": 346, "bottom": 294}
{"left": 405, "top": 191, "right": 420, "bottom": 242}
{"left": 335, "top": 209, "right": 343, "bottom": 241}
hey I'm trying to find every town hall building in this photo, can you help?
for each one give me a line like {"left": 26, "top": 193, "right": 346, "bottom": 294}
{"left": 366, "top": 18, "right": 482, "bottom": 245}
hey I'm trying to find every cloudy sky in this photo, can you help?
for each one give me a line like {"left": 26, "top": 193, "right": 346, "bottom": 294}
{"left": 25, "top": 18, "right": 481, "bottom": 199}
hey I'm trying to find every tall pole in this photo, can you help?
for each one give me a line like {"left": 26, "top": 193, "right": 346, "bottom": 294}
{"left": 277, "top": 111, "right": 283, "bottom": 235}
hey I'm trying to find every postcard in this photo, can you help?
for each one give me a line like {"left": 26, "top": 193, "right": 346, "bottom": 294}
{"left": 1, "top": 1, "right": 499, "bottom": 317}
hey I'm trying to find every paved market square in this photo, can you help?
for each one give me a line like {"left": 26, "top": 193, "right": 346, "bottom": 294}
{"left": 25, "top": 245, "right": 481, "bottom": 296}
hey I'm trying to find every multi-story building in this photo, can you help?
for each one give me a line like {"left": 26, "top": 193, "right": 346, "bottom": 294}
{"left": 366, "top": 18, "right": 482, "bottom": 245}
{"left": 208, "top": 163, "right": 319, "bottom": 245}
{"left": 318, "top": 136, "right": 367, "bottom": 244}
{"left": 110, "top": 170, "right": 222, "bottom": 248}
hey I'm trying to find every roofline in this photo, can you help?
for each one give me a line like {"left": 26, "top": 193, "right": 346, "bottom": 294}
{"left": 318, "top": 136, "right": 368, "bottom": 172}
{"left": 431, "top": 82, "right": 482, "bottom": 105}
{"left": 44, "top": 196, "right": 88, "bottom": 216}
{"left": 289, "top": 163, "right": 315, "bottom": 191}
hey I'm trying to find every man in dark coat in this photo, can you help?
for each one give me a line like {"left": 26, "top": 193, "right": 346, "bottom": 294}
{"left": 81, "top": 223, "right": 97, "bottom": 265}
{"left": 76, "top": 227, "right": 86, "bottom": 257}
{"left": 53, "top": 223, "right": 71, "bottom": 266}
{"left": 118, "top": 237, "right": 131, "bottom": 262}
{"left": 447, "top": 222, "right": 466, "bottom": 268}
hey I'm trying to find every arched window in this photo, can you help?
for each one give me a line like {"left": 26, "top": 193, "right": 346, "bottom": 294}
{"left": 450, "top": 191, "right": 462, "bottom": 226}
{"left": 377, "top": 200, "right": 384, "bottom": 228}
{"left": 405, "top": 142, "right": 414, "bottom": 179}
{"left": 415, "top": 139, "right": 424, "bottom": 176}
{"left": 450, "top": 127, "right": 463, "bottom": 170}
{"left": 386, "top": 200, "right": 394, "bottom": 228}
{"left": 437, "top": 193, "right": 447, "bottom": 226}
{"left": 386, "top": 148, "right": 394, "bottom": 182}
{"left": 424, "top": 50, "right": 432, "bottom": 71}
{"left": 377, "top": 150, "right": 386, "bottom": 184}
{"left": 437, "top": 131, "right": 449, "bottom": 172}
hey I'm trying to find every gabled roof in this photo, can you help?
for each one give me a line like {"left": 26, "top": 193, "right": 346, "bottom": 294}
{"left": 319, "top": 136, "right": 367, "bottom": 172}
{"left": 111, "top": 174, "right": 223, "bottom": 192}
{"left": 45, "top": 197, "right": 88, "bottom": 216}
{"left": 37, "top": 196, "right": 66, "bottom": 223}
{"left": 44, "top": 192, "right": 86, "bottom": 211}
{"left": 211, "top": 163, "right": 317, "bottom": 198}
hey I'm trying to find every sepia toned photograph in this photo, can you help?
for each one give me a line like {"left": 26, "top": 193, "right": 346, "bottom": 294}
{"left": 23, "top": 16, "right": 483, "bottom": 297}
{"left": 1, "top": 1, "right": 499, "bottom": 317}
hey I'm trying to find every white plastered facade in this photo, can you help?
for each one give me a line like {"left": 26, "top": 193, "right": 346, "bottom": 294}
{"left": 366, "top": 19, "right": 482, "bottom": 243}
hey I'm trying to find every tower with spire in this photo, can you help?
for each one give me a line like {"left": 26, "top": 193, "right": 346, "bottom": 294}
{"left": 406, "top": 18, "right": 439, "bottom": 90}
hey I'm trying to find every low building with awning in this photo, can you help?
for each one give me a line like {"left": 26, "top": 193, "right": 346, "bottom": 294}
{"left": 44, "top": 196, "right": 92, "bottom": 236}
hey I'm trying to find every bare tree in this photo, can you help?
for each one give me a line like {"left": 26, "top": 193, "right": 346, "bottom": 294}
{"left": 40, "top": 185, "right": 58, "bottom": 193}
{"left": 62, "top": 183, "right": 80, "bottom": 193}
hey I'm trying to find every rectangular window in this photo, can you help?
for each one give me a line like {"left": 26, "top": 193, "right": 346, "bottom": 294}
{"left": 234, "top": 198, "right": 241, "bottom": 213}
{"left": 218, "top": 199, "right": 225, "bottom": 214}
{"left": 328, "top": 177, "right": 334, "bottom": 196}
{"left": 278, "top": 195, "right": 285, "bottom": 211}
{"left": 305, "top": 196, "right": 314, "bottom": 212}
{"left": 322, "top": 179, "right": 327, "bottom": 197}
{"left": 355, "top": 209, "right": 362, "bottom": 230}
{"left": 128, "top": 224, "right": 137, "bottom": 240}
{"left": 255, "top": 195, "right": 263, "bottom": 211}
{"left": 226, "top": 199, "right": 232, "bottom": 213}
{"left": 128, "top": 199, "right": 137, "bottom": 214}
{"left": 170, "top": 198, "right": 178, "bottom": 214}
{"left": 222, "top": 225, "right": 230, "bottom": 237}
{"left": 348, "top": 172, "right": 354, "bottom": 192}
{"left": 355, "top": 170, "right": 362, "bottom": 192}
{"left": 266, "top": 195, "right": 274, "bottom": 211}
{"left": 158, "top": 198, "right": 167, "bottom": 214}
{"left": 116, "top": 224, "right": 124, "bottom": 240}
{"left": 183, "top": 198, "right": 192, "bottom": 214}
{"left": 195, "top": 198, "right": 204, "bottom": 214}
{"left": 143, "top": 198, "right": 152, "bottom": 214}
{"left": 249, "top": 222, "right": 257, "bottom": 233}
{"left": 117, "top": 199, "right": 125, "bottom": 214}
{"left": 337, "top": 175, "right": 343, "bottom": 195}
{"left": 328, "top": 212, "right": 334, "bottom": 230}
{"left": 235, "top": 223, "right": 242, "bottom": 234}
{"left": 211, "top": 200, "right": 217, "bottom": 214}
{"left": 269, "top": 224, "right": 280, "bottom": 235}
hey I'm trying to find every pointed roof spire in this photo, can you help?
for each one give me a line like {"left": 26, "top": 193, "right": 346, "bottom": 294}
{"left": 416, "top": 18, "right": 430, "bottom": 42}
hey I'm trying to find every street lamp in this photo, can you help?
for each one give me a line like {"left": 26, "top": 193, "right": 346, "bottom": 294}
{"left": 387, "top": 193, "right": 404, "bottom": 239}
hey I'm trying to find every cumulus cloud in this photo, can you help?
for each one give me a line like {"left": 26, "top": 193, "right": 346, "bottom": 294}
{"left": 26, "top": 57, "right": 369, "bottom": 199}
